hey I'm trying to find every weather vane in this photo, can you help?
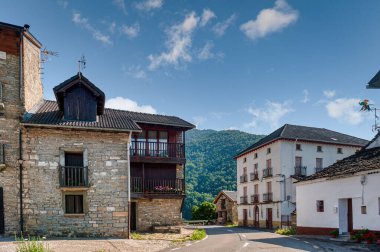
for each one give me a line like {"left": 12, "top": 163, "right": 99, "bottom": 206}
{"left": 78, "top": 55, "right": 86, "bottom": 73}
{"left": 359, "top": 99, "right": 379, "bottom": 132}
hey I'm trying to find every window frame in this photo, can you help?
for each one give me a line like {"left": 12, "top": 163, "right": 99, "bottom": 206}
{"left": 317, "top": 146, "right": 323, "bottom": 152}
{"left": 267, "top": 148, "right": 271, "bottom": 154}
{"left": 63, "top": 191, "right": 87, "bottom": 216}
{"left": 254, "top": 153, "right": 258, "bottom": 159}
{"left": 316, "top": 200, "right": 324, "bottom": 212}
{"left": 337, "top": 147, "right": 343, "bottom": 154}
{"left": 296, "top": 144, "right": 302, "bottom": 151}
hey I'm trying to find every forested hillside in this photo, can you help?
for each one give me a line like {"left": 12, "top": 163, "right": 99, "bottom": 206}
{"left": 183, "top": 129, "right": 264, "bottom": 219}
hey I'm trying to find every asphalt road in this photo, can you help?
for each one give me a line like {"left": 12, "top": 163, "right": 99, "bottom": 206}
{"left": 167, "top": 226, "right": 368, "bottom": 252}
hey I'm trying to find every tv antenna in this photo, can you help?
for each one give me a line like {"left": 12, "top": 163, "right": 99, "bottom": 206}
{"left": 40, "top": 47, "right": 58, "bottom": 79}
{"left": 359, "top": 99, "right": 379, "bottom": 132}
{"left": 78, "top": 55, "right": 86, "bottom": 73}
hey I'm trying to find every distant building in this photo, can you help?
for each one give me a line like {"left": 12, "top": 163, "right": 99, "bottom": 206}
{"left": 0, "top": 21, "right": 194, "bottom": 237}
{"left": 234, "top": 124, "right": 367, "bottom": 229}
{"left": 296, "top": 133, "right": 380, "bottom": 235}
{"left": 213, "top": 190, "right": 238, "bottom": 225}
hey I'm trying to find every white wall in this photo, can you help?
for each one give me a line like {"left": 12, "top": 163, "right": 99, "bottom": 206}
{"left": 296, "top": 171, "right": 380, "bottom": 232}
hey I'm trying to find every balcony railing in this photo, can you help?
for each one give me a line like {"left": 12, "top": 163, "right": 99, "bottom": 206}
{"left": 315, "top": 167, "right": 323, "bottom": 173}
{"left": 263, "top": 193, "right": 273, "bottom": 202}
{"left": 240, "top": 196, "right": 248, "bottom": 204}
{"left": 250, "top": 172, "right": 259, "bottom": 181}
{"left": 263, "top": 168, "right": 273, "bottom": 178}
{"left": 240, "top": 174, "right": 248, "bottom": 183}
{"left": 131, "top": 177, "right": 185, "bottom": 195}
{"left": 130, "top": 141, "right": 185, "bottom": 159}
{"left": 294, "top": 166, "right": 307, "bottom": 176}
{"left": 59, "top": 166, "right": 89, "bottom": 187}
{"left": 251, "top": 194, "right": 259, "bottom": 204}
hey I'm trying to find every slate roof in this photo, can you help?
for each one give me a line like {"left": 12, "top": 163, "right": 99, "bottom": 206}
{"left": 298, "top": 146, "right": 380, "bottom": 182}
{"left": 367, "top": 70, "right": 380, "bottom": 89}
{"left": 213, "top": 190, "right": 237, "bottom": 203}
{"left": 22, "top": 100, "right": 194, "bottom": 131}
{"left": 235, "top": 124, "right": 368, "bottom": 158}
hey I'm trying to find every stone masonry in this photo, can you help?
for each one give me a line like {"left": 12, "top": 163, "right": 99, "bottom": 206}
{"left": 22, "top": 127, "right": 130, "bottom": 237}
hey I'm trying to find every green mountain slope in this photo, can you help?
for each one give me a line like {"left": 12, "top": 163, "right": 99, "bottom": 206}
{"left": 183, "top": 129, "right": 264, "bottom": 219}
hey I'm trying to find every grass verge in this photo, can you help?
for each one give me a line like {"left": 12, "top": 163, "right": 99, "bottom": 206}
{"left": 275, "top": 227, "right": 296, "bottom": 236}
{"left": 15, "top": 235, "right": 51, "bottom": 252}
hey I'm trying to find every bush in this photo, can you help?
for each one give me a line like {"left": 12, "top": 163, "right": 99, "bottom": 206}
{"left": 131, "top": 232, "right": 144, "bottom": 240}
{"left": 330, "top": 229, "right": 339, "bottom": 237}
{"left": 15, "top": 235, "right": 51, "bottom": 252}
{"left": 190, "top": 229, "right": 206, "bottom": 240}
{"left": 191, "top": 202, "right": 217, "bottom": 220}
{"left": 275, "top": 227, "right": 296, "bottom": 236}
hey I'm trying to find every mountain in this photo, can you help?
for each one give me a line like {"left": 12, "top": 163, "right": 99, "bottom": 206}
{"left": 183, "top": 129, "right": 264, "bottom": 219}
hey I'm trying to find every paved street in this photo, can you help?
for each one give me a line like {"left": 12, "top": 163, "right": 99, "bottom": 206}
{"left": 169, "top": 226, "right": 375, "bottom": 252}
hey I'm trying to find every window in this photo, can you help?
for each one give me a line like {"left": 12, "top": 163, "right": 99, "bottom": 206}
{"left": 317, "top": 146, "right": 323, "bottom": 152}
{"left": 65, "top": 195, "right": 84, "bottom": 214}
{"left": 295, "top": 156, "right": 302, "bottom": 167}
{"left": 267, "top": 148, "right": 271, "bottom": 154}
{"left": 337, "top": 148, "right": 343, "bottom": 154}
{"left": 266, "top": 159, "right": 272, "bottom": 169}
{"left": 296, "top": 144, "right": 302, "bottom": 151}
{"left": 221, "top": 199, "right": 226, "bottom": 209}
{"left": 267, "top": 181, "right": 272, "bottom": 193}
{"left": 243, "top": 167, "right": 247, "bottom": 175}
{"left": 62, "top": 152, "right": 87, "bottom": 187}
{"left": 243, "top": 186, "right": 247, "bottom": 196}
{"left": 316, "top": 158, "right": 323, "bottom": 169}
{"left": 316, "top": 200, "right": 324, "bottom": 212}
{"left": 378, "top": 198, "right": 380, "bottom": 215}
{"left": 243, "top": 157, "right": 247, "bottom": 163}
{"left": 0, "top": 144, "right": 4, "bottom": 165}
{"left": 254, "top": 163, "right": 258, "bottom": 173}
{"left": 254, "top": 153, "right": 258, "bottom": 159}
{"left": 254, "top": 184, "right": 258, "bottom": 194}
{"left": 361, "top": 205, "right": 367, "bottom": 214}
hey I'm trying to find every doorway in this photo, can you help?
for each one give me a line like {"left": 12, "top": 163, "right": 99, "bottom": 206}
{"left": 338, "top": 198, "right": 353, "bottom": 234}
{"left": 131, "top": 202, "right": 137, "bottom": 231}
{"left": 266, "top": 208, "right": 273, "bottom": 229}
{"left": 347, "top": 199, "right": 353, "bottom": 233}
{"left": 243, "top": 209, "right": 248, "bottom": 226}
{"left": 254, "top": 206, "right": 259, "bottom": 228}
{"left": 0, "top": 187, "right": 4, "bottom": 234}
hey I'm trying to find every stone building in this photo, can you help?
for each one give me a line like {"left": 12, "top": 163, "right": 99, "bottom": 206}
{"left": 213, "top": 190, "right": 238, "bottom": 225}
{"left": 0, "top": 21, "right": 194, "bottom": 237}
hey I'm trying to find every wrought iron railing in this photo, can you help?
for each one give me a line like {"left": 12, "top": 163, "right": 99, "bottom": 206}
{"left": 131, "top": 177, "right": 185, "bottom": 195}
{"left": 251, "top": 194, "right": 259, "bottom": 203}
{"left": 59, "top": 166, "right": 89, "bottom": 187}
{"left": 250, "top": 172, "right": 259, "bottom": 181}
{"left": 240, "top": 174, "right": 248, "bottom": 183}
{"left": 263, "top": 168, "right": 273, "bottom": 178}
{"left": 130, "top": 141, "right": 185, "bottom": 159}
{"left": 240, "top": 196, "right": 248, "bottom": 204}
{"left": 294, "top": 166, "right": 307, "bottom": 176}
{"left": 263, "top": 193, "right": 273, "bottom": 202}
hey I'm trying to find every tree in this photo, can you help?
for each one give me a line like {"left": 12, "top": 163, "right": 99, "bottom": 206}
{"left": 191, "top": 201, "right": 217, "bottom": 220}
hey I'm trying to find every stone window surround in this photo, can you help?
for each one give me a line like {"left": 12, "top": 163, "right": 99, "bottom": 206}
{"left": 59, "top": 147, "right": 89, "bottom": 218}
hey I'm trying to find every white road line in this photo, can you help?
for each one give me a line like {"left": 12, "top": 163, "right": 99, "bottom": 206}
{"left": 243, "top": 242, "right": 249, "bottom": 248}
{"left": 227, "top": 229, "right": 233, "bottom": 232}
{"left": 171, "top": 248, "right": 179, "bottom": 251}
{"left": 313, "top": 245, "right": 319, "bottom": 249}
{"left": 304, "top": 241, "right": 310, "bottom": 244}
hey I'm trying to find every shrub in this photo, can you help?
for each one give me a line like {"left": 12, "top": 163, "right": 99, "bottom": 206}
{"left": 191, "top": 202, "right": 217, "bottom": 221}
{"left": 131, "top": 232, "right": 144, "bottom": 240}
{"left": 330, "top": 229, "right": 339, "bottom": 237}
{"left": 15, "top": 235, "right": 51, "bottom": 252}
{"left": 190, "top": 229, "right": 206, "bottom": 240}
{"left": 275, "top": 227, "right": 296, "bottom": 236}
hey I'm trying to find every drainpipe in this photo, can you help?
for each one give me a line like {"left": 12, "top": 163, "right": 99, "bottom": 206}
{"left": 19, "top": 27, "right": 24, "bottom": 234}
{"left": 19, "top": 129, "right": 23, "bottom": 234}
{"left": 127, "top": 131, "right": 132, "bottom": 239}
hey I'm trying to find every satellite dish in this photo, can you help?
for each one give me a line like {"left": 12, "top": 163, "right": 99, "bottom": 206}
{"left": 360, "top": 175, "right": 367, "bottom": 185}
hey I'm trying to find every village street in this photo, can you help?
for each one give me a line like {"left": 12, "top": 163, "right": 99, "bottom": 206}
{"left": 168, "top": 226, "right": 376, "bottom": 252}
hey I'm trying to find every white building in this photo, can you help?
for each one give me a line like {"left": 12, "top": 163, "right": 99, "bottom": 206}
{"left": 235, "top": 124, "right": 367, "bottom": 228}
{"left": 296, "top": 132, "right": 380, "bottom": 235}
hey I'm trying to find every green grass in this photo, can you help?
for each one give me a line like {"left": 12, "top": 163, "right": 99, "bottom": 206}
{"left": 190, "top": 229, "right": 206, "bottom": 241}
{"left": 226, "top": 224, "right": 238, "bottom": 228}
{"left": 15, "top": 235, "right": 51, "bottom": 252}
{"left": 131, "top": 232, "right": 144, "bottom": 240}
{"left": 275, "top": 227, "right": 296, "bottom": 236}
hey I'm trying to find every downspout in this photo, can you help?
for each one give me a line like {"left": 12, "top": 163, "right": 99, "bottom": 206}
{"left": 127, "top": 131, "right": 132, "bottom": 239}
{"left": 19, "top": 29, "right": 24, "bottom": 234}
{"left": 180, "top": 131, "right": 186, "bottom": 216}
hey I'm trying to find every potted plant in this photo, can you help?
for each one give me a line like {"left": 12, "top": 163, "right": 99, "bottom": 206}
{"left": 330, "top": 229, "right": 339, "bottom": 238}
{"left": 363, "top": 231, "right": 375, "bottom": 244}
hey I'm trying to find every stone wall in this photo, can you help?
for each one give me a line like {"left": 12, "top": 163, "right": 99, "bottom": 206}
{"left": 22, "top": 127, "right": 130, "bottom": 237}
{"left": 135, "top": 198, "right": 182, "bottom": 231}
{"left": 215, "top": 195, "right": 238, "bottom": 225}
{"left": 22, "top": 36, "right": 43, "bottom": 112}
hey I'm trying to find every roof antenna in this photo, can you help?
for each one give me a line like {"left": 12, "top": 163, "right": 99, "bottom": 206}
{"left": 359, "top": 99, "right": 379, "bottom": 132}
{"left": 78, "top": 55, "right": 86, "bottom": 78}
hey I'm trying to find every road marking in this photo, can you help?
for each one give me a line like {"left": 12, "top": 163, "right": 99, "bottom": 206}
{"left": 304, "top": 241, "right": 310, "bottom": 244}
{"left": 243, "top": 242, "right": 249, "bottom": 248}
{"left": 313, "top": 245, "right": 319, "bottom": 249}
{"left": 227, "top": 229, "right": 233, "bottom": 232}
{"left": 171, "top": 248, "right": 179, "bottom": 251}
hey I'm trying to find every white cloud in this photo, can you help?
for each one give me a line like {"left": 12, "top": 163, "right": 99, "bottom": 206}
{"left": 135, "top": 0, "right": 163, "bottom": 11}
{"left": 323, "top": 90, "right": 336, "bottom": 99}
{"left": 106, "top": 97, "right": 157, "bottom": 114}
{"left": 113, "top": 0, "right": 128, "bottom": 15}
{"left": 197, "top": 41, "right": 224, "bottom": 61}
{"left": 120, "top": 23, "right": 140, "bottom": 38}
{"left": 57, "top": 0, "right": 68, "bottom": 9}
{"left": 192, "top": 116, "right": 206, "bottom": 128}
{"left": 326, "top": 98, "right": 363, "bottom": 125}
{"left": 122, "top": 65, "right": 147, "bottom": 79}
{"left": 240, "top": 0, "right": 298, "bottom": 40}
{"left": 200, "top": 9, "right": 216, "bottom": 27}
{"left": 245, "top": 100, "right": 293, "bottom": 130}
{"left": 302, "top": 89, "right": 309, "bottom": 103}
{"left": 72, "top": 11, "right": 112, "bottom": 45}
{"left": 148, "top": 11, "right": 199, "bottom": 70}
{"left": 109, "top": 21, "right": 116, "bottom": 33}
{"left": 213, "top": 14, "right": 236, "bottom": 37}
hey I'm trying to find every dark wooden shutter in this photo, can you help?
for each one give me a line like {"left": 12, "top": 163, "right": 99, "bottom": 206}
{"left": 0, "top": 187, "right": 4, "bottom": 234}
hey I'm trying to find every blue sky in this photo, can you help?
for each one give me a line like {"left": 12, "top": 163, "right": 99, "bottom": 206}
{"left": 2, "top": 0, "right": 380, "bottom": 139}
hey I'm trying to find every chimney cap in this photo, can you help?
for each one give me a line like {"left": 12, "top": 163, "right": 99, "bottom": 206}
{"left": 23, "top": 24, "right": 30, "bottom": 30}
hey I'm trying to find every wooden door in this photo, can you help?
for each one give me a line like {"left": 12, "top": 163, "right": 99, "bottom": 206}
{"left": 266, "top": 208, "right": 273, "bottom": 229}
{"left": 347, "top": 198, "right": 353, "bottom": 232}
{"left": 254, "top": 206, "right": 259, "bottom": 228}
{"left": 131, "top": 202, "right": 137, "bottom": 231}
{"left": 243, "top": 209, "right": 248, "bottom": 227}
{"left": 0, "top": 187, "right": 4, "bottom": 234}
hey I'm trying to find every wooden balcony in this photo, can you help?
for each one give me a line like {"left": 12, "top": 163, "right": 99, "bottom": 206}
{"left": 263, "top": 193, "right": 273, "bottom": 203}
{"left": 240, "top": 196, "right": 248, "bottom": 204}
{"left": 251, "top": 194, "right": 259, "bottom": 204}
{"left": 294, "top": 166, "right": 307, "bottom": 176}
{"left": 240, "top": 174, "right": 248, "bottom": 183}
{"left": 263, "top": 167, "right": 273, "bottom": 178}
{"left": 131, "top": 177, "right": 185, "bottom": 197}
{"left": 130, "top": 141, "right": 185, "bottom": 164}
{"left": 59, "top": 166, "right": 89, "bottom": 188}
{"left": 250, "top": 172, "right": 259, "bottom": 181}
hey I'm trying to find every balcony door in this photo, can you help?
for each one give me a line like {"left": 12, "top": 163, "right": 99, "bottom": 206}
{"left": 65, "top": 153, "right": 84, "bottom": 186}
{"left": 295, "top": 156, "right": 302, "bottom": 167}
{"left": 266, "top": 208, "right": 273, "bottom": 229}
{"left": 254, "top": 206, "right": 259, "bottom": 228}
